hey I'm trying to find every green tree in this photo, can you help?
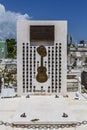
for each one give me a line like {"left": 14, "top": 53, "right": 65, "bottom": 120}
{"left": 6, "top": 38, "right": 17, "bottom": 58}
{"left": 5, "top": 73, "right": 14, "bottom": 85}
{"left": 79, "top": 40, "right": 85, "bottom": 45}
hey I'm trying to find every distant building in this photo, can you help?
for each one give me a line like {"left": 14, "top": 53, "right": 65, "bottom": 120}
{"left": 67, "top": 70, "right": 81, "bottom": 92}
{"left": 67, "top": 44, "right": 87, "bottom": 68}
{"left": 0, "top": 40, "right": 7, "bottom": 59}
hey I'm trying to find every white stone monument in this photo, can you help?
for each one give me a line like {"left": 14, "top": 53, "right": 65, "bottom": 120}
{"left": 17, "top": 20, "right": 67, "bottom": 96}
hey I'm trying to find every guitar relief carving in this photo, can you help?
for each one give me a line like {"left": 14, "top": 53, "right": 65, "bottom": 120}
{"left": 36, "top": 45, "right": 48, "bottom": 83}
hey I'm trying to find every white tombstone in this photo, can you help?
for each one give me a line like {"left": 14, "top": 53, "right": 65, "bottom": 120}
{"left": 1, "top": 86, "right": 16, "bottom": 98}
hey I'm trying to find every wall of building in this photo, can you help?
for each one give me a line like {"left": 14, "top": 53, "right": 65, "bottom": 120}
{"left": 68, "top": 46, "right": 87, "bottom": 68}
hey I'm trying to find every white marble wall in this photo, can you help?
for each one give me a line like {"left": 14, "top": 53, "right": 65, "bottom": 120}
{"left": 17, "top": 20, "right": 67, "bottom": 96}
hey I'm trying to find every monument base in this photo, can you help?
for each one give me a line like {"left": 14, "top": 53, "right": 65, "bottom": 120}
{"left": 12, "top": 95, "right": 77, "bottom": 127}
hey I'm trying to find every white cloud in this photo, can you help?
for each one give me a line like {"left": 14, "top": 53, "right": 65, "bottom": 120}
{"left": 0, "top": 3, "right": 30, "bottom": 40}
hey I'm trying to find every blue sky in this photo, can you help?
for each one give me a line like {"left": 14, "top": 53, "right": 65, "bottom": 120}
{"left": 0, "top": 0, "right": 87, "bottom": 42}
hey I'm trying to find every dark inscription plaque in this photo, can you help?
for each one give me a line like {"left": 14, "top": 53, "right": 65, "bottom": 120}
{"left": 30, "top": 25, "right": 54, "bottom": 42}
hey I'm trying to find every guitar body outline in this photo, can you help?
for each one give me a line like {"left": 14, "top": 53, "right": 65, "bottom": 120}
{"left": 36, "top": 66, "right": 48, "bottom": 83}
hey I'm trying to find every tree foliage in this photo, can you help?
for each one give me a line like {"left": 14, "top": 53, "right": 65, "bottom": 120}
{"left": 79, "top": 40, "right": 85, "bottom": 44}
{"left": 6, "top": 38, "right": 17, "bottom": 58}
